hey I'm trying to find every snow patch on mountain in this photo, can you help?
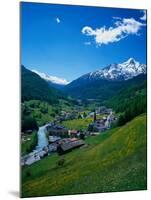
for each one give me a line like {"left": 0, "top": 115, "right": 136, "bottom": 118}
{"left": 32, "top": 70, "right": 70, "bottom": 85}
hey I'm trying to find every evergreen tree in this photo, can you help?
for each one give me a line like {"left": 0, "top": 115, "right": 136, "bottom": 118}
{"left": 22, "top": 116, "right": 38, "bottom": 132}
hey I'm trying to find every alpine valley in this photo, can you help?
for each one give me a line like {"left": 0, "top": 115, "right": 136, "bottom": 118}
{"left": 21, "top": 4, "right": 147, "bottom": 197}
{"left": 21, "top": 57, "right": 147, "bottom": 126}
{"left": 21, "top": 57, "right": 147, "bottom": 197}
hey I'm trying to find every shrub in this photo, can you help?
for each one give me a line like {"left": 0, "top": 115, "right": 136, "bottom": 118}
{"left": 57, "top": 158, "right": 65, "bottom": 167}
{"left": 26, "top": 171, "right": 31, "bottom": 177}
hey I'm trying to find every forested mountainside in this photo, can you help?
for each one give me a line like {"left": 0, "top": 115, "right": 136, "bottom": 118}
{"left": 21, "top": 65, "right": 66, "bottom": 104}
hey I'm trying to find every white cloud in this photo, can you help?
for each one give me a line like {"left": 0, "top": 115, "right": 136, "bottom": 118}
{"left": 140, "top": 10, "right": 147, "bottom": 21}
{"left": 82, "top": 17, "right": 145, "bottom": 46}
{"left": 56, "top": 17, "right": 61, "bottom": 24}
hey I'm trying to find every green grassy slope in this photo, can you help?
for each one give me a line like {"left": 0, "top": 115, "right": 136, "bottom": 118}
{"left": 62, "top": 117, "right": 93, "bottom": 131}
{"left": 21, "top": 114, "right": 147, "bottom": 197}
{"left": 22, "top": 99, "right": 76, "bottom": 127}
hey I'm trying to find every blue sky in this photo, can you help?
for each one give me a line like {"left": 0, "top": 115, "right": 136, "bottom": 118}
{"left": 21, "top": 2, "right": 147, "bottom": 82}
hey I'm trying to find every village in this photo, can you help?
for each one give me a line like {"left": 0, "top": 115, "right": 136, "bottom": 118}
{"left": 21, "top": 106, "right": 117, "bottom": 166}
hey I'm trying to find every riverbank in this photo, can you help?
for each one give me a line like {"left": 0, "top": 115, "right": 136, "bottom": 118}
{"left": 21, "top": 125, "right": 49, "bottom": 166}
{"left": 21, "top": 131, "right": 38, "bottom": 156}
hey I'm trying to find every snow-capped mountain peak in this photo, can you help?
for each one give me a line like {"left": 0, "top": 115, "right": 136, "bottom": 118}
{"left": 32, "top": 70, "right": 70, "bottom": 85}
{"left": 117, "top": 58, "right": 146, "bottom": 79}
{"left": 77, "top": 58, "right": 146, "bottom": 82}
{"left": 119, "top": 57, "right": 139, "bottom": 69}
{"left": 122, "top": 57, "right": 138, "bottom": 64}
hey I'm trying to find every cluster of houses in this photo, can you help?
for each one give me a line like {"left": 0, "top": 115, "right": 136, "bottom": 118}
{"left": 55, "top": 110, "right": 80, "bottom": 123}
{"left": 21, "top": 147, "right": 49, "bottom": 166}
{"left": 45, "top": 123, "right": 85, "bottom": 154}
{"left": 88, "top": 111, "right": 115, "bottom": 132}
{"left": 45, "top": 107, "right": 116, "bottom": 154}
{"left": 97, "top": 106, "right": 113, "bottom": 114}
{"left": 21, "top": 106, "right": 116, "bottom": 166}
{"left": 21, "top": 129, "right": 85, "bottom": 166}
{"left": 87, "top": 106, "right": 112, "bottom": 118}
{"left": 54, "top": 105, "right": 113, "bottom": 123}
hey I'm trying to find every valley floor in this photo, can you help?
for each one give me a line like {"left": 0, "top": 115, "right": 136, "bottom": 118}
{"left": 21, "top": 114, "right": 147, "bottom": 197}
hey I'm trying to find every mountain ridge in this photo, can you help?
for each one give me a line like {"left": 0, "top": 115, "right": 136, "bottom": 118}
{"left": 63, "top": 73, "right": 147, "bottom": 100}
{"left": 22, "top": 58, "right": 147, "bottom": 101}
{"left": 21, "top": 65, "right": 65, "bottom": 104}
{"left": 70, "top": 58, "right": 146, "bottom": 84}
{"left": 31, "top": 69, "right": 70, "bottom": 88}
{"left": 30, "top": 58, "right": 146, "bottom": 88}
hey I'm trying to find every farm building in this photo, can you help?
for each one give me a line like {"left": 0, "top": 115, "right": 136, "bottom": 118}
{"left": 104, "top": 108, "right": 112, "bottom": 114}
{"left": 68, "top": 129, "right": 81, "bottom": 137}
{"left": 88, "top": 119, "right": 107, "bottom": 132}
{"left": 57, "top": 138, "right": 85, "bottom": 155}
{"left": 48, "top": 135, "right": 61, "bottom": 143}
{"left": 48, "top": 142, "right": 59, "bottom": 152}
{"left": 46, "top": 123, "right": 68, "bottom": 138}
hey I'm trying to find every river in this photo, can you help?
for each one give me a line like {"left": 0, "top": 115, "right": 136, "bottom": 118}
{"left": 35, "top": 125, "right": 48, "bottom": 151}
{"left": 21, "top": 125, "right": 49, "bottom": 166}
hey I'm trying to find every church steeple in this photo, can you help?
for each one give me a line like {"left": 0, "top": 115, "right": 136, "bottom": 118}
{"left": 94, "top": 111, "right": 96, "bottom": 122}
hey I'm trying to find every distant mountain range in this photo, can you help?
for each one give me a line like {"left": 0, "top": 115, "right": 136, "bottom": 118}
{"left": 32, "top": 58, "right": 146, "bottom": 87}
{"left": 63, "top": 58, "right": 147, "bottom": 99}
{"left": 66, "top": 58, "right": 146, "bottom": 87}
{"left": 22, "top": 58, "right": 147, "bottom": 101}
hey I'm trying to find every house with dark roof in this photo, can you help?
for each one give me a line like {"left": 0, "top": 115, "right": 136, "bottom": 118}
{"left": 46, "top": 123, "right": 68, "bottom": 138}
{"left": 57, "top": 138, "right": 85, "bottom": 155}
